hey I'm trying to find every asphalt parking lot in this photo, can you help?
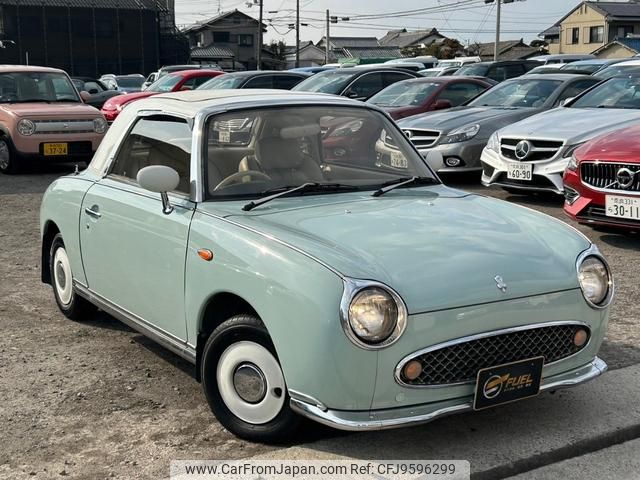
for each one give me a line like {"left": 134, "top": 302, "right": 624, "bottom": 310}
{"left": 1, "top": 167, "right": 639, "bottom": 480}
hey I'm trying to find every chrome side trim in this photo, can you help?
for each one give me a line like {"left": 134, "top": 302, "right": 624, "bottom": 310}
{"left": 74, "top": 282, "right": 196, "bottom": 364}
{"left": 290, "top": 357, "right": 607, "bottom": 431}
{"left": 576, "top": 244, "right": 615, "bottom": 309}
{"left": 394, "top": 320, "right": 591, "bottom": 388}
{"left": 288, "top": 389, "right": 328, "bottom": 412}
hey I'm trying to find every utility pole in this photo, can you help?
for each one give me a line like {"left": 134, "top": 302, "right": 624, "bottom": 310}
{"left": 295, "top": 0, "right": 300, "bottom": 68}
{"left": 257, "top": 0, "right": 263, "bottom": 70}
{"left": 325, "top": 9, "right": 330, "bottom": 64}
{"left": 494, "top": 0, "right": 500, "bottom": 61}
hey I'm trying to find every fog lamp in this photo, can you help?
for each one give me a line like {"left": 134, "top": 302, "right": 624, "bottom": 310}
{"left": 444, "top": 157, "right": 462, "bottom": 167}
{"left": 574, "top": 328, "right": 588, "bottom": 347}
{"left": 403, "top": 360, "right": 422, "bottom": 380}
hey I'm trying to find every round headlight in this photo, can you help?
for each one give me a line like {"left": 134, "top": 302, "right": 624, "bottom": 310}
{"left": 93, "top": 117, "right": 108, "bottom": 134}
{"left": 347, "top": 286, "right": 406, "bottom": 346}
{"left": 17, "top": 119, "right": 35, "bottom": 136}
{"left": 578, "top": 256, "right": 611, "bottom": 307}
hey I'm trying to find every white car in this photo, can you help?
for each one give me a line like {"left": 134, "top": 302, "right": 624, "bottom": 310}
{"left": 480, "top": 75, "right": 640, "bottom": 194}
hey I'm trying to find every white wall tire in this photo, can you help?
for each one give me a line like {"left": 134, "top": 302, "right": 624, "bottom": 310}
{"left": 53, "top": 247, "right": 73, "bottom": 306}
{"left": 201, "top": 314, "right": 300, "bottom": 442}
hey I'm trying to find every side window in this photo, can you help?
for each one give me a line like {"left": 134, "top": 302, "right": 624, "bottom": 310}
{"left": 194, "top": 75, "right": 214, "bottom": 88}
{"left": 555, "top": 80, "right": 598, "bottom": 105}
{"left": 347, "top": 73, "right": 384, "bottom": 99}
{"left": 110, "top": 116, "right": 192, "bottom": 194}
{"left": 84, "top": 81, "right": 103, "bottom": 93}
{"left": 273, "top": 75, "right": 304, "bottom": 90}
{"left": 179, "top": 78, "right": 197, "bottom": 90}
{"left": 437, "top": 83, "right": 487, "bottom": 106}
{"left": 244, "top": 75, "right": 273, "bottom": 88}
{"left": 382, "top": 72, "right": 413, "bottom": 87}
{"left": 489, "top": 64, "right": 524, "bottom": 82}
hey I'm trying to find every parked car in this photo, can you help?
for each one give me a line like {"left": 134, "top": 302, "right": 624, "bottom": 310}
{"left": 419, "top": 66, "right": 460, "bottom": 77}
{"left": 529, "top": 54, "right": 596, "bottom": 65}
{"left": 376, "top": 61, "right": 427, "bottom": 72}
{"left": 436, "top": 56, "right": 481, "bottom": 68}
{"left": 593, "top": 59, "right": 640, "bottom": 79}
{"left": 386, "top": 56, "right": 438, "bottom": 69}
{"left": 292, "top": 67, "right": 419, "bottom": 101}
{"left": 367, "top": 76, "right": 494, "bottom": 120}
{"left": 101, "top": 69, "right": 225, "bottom": 122}
{"left": 454, "top": 60, "right": 540, "bottom": 82}
{"left": 480, "top": 75, "right": 640, "bottom": 194}
{"left": 99, "top": 74, "right": 145, "bottom": 93}
{"left": 141, "top": 71, "right": 158, "bottom": 91}
{"left": 72, "top": 77, "right": 122, "bottom": 109}
{"left": 525, "top": 65, "right": 568, "bottom": 75}
{"left": 0, "top": 65, "right": 107, "bottom": 174}
{"left": 559, "top": 58, "right": 627, "bottom": 75}
{"left": 40, "top": 89, "right": 612, "bottom": 442}
{"left": 198, "top": 71, "right": 309, "bottom": 91}
{"left": 398, "top": 74, "right": 599, "bottom": 173}
{"left": 289, "top": 66, "right": 336, "bottom": 75}
{"left": 564, "top": 123, "right": 640, "bottom": 231}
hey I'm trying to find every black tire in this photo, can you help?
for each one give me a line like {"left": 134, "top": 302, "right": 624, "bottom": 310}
{"left": 49, "top": 234, "right": 96, "bottom": 320}
{"left": 0, "top": 136, "right": 19, "bottom": 174}
{"left": 201, "top": 314, "right": 300, "bottom": 443}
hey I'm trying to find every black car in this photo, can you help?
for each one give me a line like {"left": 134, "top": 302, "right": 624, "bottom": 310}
{"left": 454, "top": 60, "right": 540, "bottom": 82}
{"left": 72, "top": 77, "right": 122, "bottom": 109}
{"left": 292, "top": 67, "right": 420, "bottom": 101}
{"left": 197, "top": 71, "right": 309, "bottom": 91}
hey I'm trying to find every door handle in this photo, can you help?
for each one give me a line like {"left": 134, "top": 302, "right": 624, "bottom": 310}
{"left": 85, "top": 206, "right": 101, "bottom": 218}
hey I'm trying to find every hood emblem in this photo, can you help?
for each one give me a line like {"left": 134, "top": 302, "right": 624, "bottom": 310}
{"left": 494, "top": 275, "right": 507, "bottom": 293}
{"left": 514, "top": 140, "right": 532, "bottom": 160}
{"left": 616, "top": 167, "right": 636, "bottom": 189}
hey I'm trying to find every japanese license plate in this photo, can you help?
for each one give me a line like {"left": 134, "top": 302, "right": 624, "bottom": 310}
{"left": 43, "top": 143, "right": 68, "bottom": 156}
{"left": 473, "top": 356, "right": 544, "bottom": 411}
{"left": 507, "top": 162, "right": 532, "bottom": 181}
{"left": 605, "top": 195, "right": 640, "bottom": 220}
{"left": 390, "top": 151, "right": 408, "bottom": 169}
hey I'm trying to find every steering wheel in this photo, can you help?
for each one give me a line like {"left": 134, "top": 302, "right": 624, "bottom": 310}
{"left": 214, "top": 170, "right": 272, "bottom": 191}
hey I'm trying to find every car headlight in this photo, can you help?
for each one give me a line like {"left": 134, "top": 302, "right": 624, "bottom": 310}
{"left": 486, "top": 131, "right": 499, "bottom": 152}
{"left": 17, "top": 119, "right": 35, "bottom": 136}
{"left": 566, "top": 154, "right": 578, "bottom": 172}
{"left": 440, "top": 123, "right": 480, "bottom": 144}
{"left": 562, "top": 143, "right": 584, "bottom": 158}
{"left": 577, "top": 252, "right": 613, "bottom": 308}
{"left": 93, "top": 117, "right": 108, "bottom": 134}
{"left": 341, "top": 280, "right": 407, "bottom": 349}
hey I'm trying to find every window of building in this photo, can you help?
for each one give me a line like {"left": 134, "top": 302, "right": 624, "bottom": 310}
{"left": 569, "top": 27, "right": 579, "bottom": 44}
{"left": 213, "top": 31, "right": 230, "bottom": 43}
{"left": 617, "top": 25, "right": 634, "bottom": 38}
{"left": 238, "top": 34, "right": 253, "bottom": 46}
{"left": 589, "top": 25, "right": 604, "bottom": 43}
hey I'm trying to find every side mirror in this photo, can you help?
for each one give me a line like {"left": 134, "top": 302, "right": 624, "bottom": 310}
{"left": 136, "top": 165, "right": 180, "bottom": 214}
{"left": 79, "top": 91, "right": 91, "bottom": 102}
{"left": 345, "top": 89, "right": 360, "bottom": 99}
{"left": 432, "top": 99, "right": 452, "bottom": 110}
{"left": 559, "top": 97, "right": 574, "bottom": 107}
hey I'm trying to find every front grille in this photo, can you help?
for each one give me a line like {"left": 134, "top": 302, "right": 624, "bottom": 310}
{"left": 581, "top": 162, "right": 640, "bottom": 192}
{"left": 34, "top": 119, "right": 95, "bottom": 134}
{"left": 398, "top": 324, "right": 589, "bottom": 386}
{"left": 500, "top": 138, "right": 563, "bottom": 161}
{"left": 403, "top": 129, "right": 440, "bottom": 148}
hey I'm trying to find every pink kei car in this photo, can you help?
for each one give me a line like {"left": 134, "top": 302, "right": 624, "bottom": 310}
{"left": 0, "top": 65, "right": 107, "bottom": 174}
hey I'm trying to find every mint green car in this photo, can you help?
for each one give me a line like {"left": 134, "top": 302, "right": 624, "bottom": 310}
{"left": 40, "top": 90, "right": 613, "bottom": 442}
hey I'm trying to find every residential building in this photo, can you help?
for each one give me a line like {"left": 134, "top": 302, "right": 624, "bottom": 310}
{"left": 316, "top": 36, "right": 402, "bottom": 64}
{"left": 0, "top": 0, "right": 188, "bottom": 77}
{"left": 183, "top": 10, "right": 265, "bottom": 70}
{"left": 284, "top": 41, "right": 327, "bottom": 68}
{"left": 469, "top": 39, "right": 539, "bottom": 61}
{"left": 379, "top": 28, "right": 445, "bottom": 49}
{"left": 592, "top": 35, "right": 640, "bottom": 57}
{"left": 539, "top": 1, "right": 640, "bottom": 55}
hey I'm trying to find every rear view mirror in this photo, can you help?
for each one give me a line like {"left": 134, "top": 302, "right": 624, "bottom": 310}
{"left": 559, "top": 97, "right": 574, "bottom": 107}
{"left": 137, "top": 165, "right": 180, "bottom": 214}
{"left": 432, "top": 99, "right": 452, "bottom": 110}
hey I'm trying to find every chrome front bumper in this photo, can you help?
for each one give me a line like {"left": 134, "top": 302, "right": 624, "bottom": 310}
{"left": 289, "top": 357, "right": 607, "bottom": 431}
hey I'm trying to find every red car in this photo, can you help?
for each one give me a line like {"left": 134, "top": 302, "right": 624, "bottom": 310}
{"left": 564, "top": 123, "right": 640, "bottom": 231}
{"left": 366, "top": 76, "right": 495, "bottom": 120}
{"left": 101, "top": 69, "right": 224, "bottom": 122}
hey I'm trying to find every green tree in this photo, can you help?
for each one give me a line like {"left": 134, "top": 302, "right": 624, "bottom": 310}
{"left": 268, "top": 40, "right": 287, "bottom": 62}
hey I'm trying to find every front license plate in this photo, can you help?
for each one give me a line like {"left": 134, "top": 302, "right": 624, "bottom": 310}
{"left": 43, "top": 143, "right": 68, "bottom": 156}
{"left": 605, "top": 195, "right": 640, "bottom": 220}
{"left": 507, "top": 162, "right": 532, "bottom": 181}
{"left": 390, "top": 151, "right": 408, "bottom": 169}
{"left": 473, "top": 356, "right": 544, "bottom": 411}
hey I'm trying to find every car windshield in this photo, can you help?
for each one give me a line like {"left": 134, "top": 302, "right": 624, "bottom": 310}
{"left": 419, "top": 70, "right": 440, "bottom": 77}
{"left": 116, "top": 77, "right": 144, "bottom": 88}
{"left": 570, "top": 77, "right": 640, "bottom": 109}
{"left": 291, "top": 71, "right": 355, "bottom": 94}
{"left": 0, "top": 71, "right": 80, "bottom": 103}
{"left": 469, "top": 79, "right": 561, "bottom": 108}
{"left": 594, "top": 65, "right": 640, "bottom": 79}
{"left": 198, "top": 75, "right": 248, "bottom": 90}
{"left": 148, "top": 74, "right": 183, "bottom": 92}
{"left": 454, "top": 64, "right": 488, "bottom": 76}
{"left": 368, "top": 81, "right": 441, "bottom": 107}
{"left": 205, "top": 106, "right": 435, "bottom": 199}
{"left": 437, "top": 60, "right": 461, "bottom": 67}
{"left": 560, "top": 63, "right": 602, "bottom": 74}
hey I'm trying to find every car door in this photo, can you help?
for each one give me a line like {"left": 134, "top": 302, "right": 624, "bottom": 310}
{"left": 79, "top": 114, "right": 194, "bottom": 340}
{"left": 343, "top": 72, "right": 384, "bottom": 100}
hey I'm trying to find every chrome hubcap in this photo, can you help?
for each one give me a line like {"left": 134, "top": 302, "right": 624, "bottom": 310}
{"left": 233, "top": 363, "right": 267, "bottom": 404}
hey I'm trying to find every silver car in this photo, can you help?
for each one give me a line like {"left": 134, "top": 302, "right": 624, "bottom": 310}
{"left": 397, "top": 74, "right": 599, "bottom": 173}
{"left": 481, "top": 75, "right": 640, "bottom": 194}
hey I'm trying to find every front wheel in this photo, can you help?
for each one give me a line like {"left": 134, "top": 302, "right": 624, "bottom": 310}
{"left": 0, "top": 137, "right": 18, "bottom": 174}
{"left": 201, "top": 314, "right": 300, "bottom": 442}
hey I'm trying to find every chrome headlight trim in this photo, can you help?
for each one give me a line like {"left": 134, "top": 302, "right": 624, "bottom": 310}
{"left": 339, "top": 278, "right": 408, "bottom": 350}
{"left": 576, "top": 244, "right": 614, "bottom": 309}
{"left": 17, "top": 119, "right": 35, "bottom": 136}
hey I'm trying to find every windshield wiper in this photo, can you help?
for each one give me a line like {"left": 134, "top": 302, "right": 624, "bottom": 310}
{"left": 12, "top": 98, "right": 52, "bottom": 103}
{"left": 372, "top": 176, "right": 437, "bottom": 197}
{"left": 242, "top": 182, "right": 357, "bottom": 211}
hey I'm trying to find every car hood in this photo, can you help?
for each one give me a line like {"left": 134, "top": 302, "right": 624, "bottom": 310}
{"left": 104, "top": 91, "right": 156, "bottom": 108}
{"left": 1, "top": 102, "right": 101, "bottom": 118}
{"left": 207, "top": 186, "right": 590, "bottom": 313}
{"left": 398, "top": 106, "right": 538, "bottom": 134}
{"left": 497, "top": 107, "right": 640, "bottom": 142}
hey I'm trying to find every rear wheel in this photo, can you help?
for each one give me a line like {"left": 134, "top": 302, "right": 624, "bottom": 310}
{"left": 201, "top": 314, "right": 300, "bottom": 442}
{"left": 0, "top": 137, "right": 18, "bottom": 174}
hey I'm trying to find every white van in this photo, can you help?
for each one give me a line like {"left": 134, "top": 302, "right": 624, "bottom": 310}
{"left": 436, "top": 56, "right": 481, "bottom": 68}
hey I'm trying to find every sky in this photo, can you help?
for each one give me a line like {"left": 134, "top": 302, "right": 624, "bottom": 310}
{"left": 174, "top": 0, "right": 583, "bottom": 46}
